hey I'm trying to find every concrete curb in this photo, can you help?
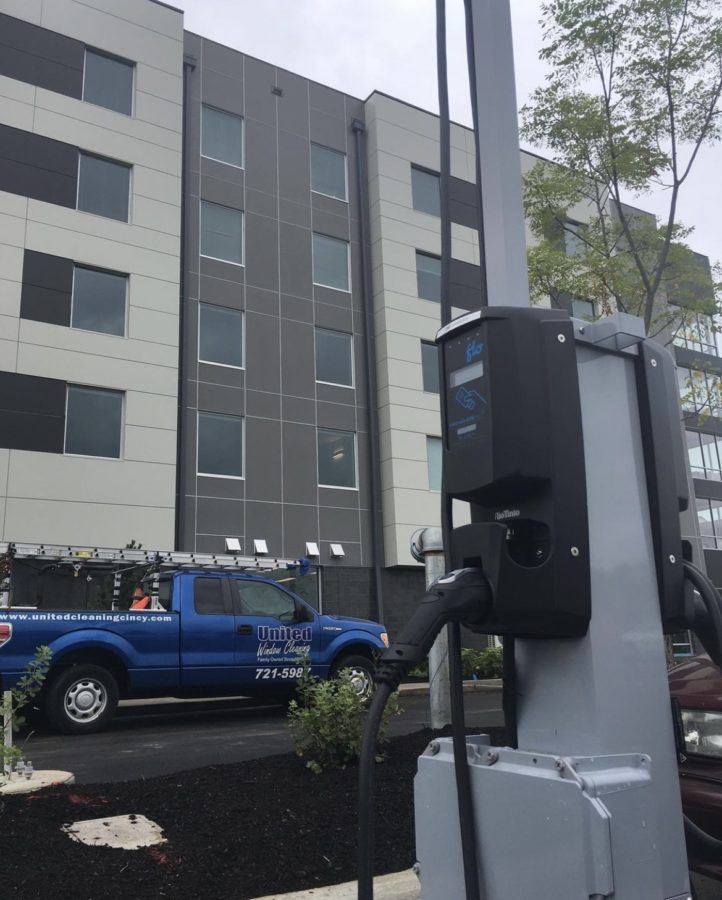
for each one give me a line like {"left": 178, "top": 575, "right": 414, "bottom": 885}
{"left": 399, "top": 678, "right": 501, "bottom": 695}
{"left": 251, "top": 870, "right": 419, "bottom": 900}
{"left": 0, "top": 769, "right": 74, "bottom": 795}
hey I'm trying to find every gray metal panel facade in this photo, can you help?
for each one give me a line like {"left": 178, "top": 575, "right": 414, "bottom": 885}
{"left": 179, "top": 34, "right": 371, "bottom": 567}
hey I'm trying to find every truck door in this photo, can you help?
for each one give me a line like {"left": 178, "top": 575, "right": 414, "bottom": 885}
{"left": 229, "top": 578, "right": 319, "bottom": 687}
{"left": 179, "top": 574, "right": 238, "bottom": 689}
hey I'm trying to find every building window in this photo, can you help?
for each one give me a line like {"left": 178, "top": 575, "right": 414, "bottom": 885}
{"left": 311, "top": 144, "right": 347, "bottom": 201}
{"left": 687, "top": 431, "right": 722, "bottom": 480}
{"left": 65, "top": 386, "right": 122, "bottom": 458}
{"left": 315, "top": 328, "right": 353, "bottom": 386}
{"left": 411, "top": 166, "right": 440, "bottom": 216}
{"left": 427, "top": 436, "right": 442, "bottom": 491}
{"left": 71, "top": 266, "right": 127, "bottom": 337}
{"left": 563, "top": 221, "right": 585, "bottom": 257}
{"left": 318, "top": 428, "right": 356, "bottom": 489}
{"left": 312, "top": 233, "right": 349, "bottom": 291}
{"left": 571, "top": 298, "right": 595, "bottom": 320}
{"left": 416, "top": 251, "right": 441, "bottom": 302}
{"left": 199, "top": 303, "right": 243, "bottom": 368}
{"left": 421, "top": 341, "right": 439, "bottom": 393}
{"left": 678, "top": 365, "right": 722, "bottom": 417}
{"left": 201, "top": 105, "right": 243, "bottom": 168}
{"left": 674, "top": 314, "right": 719, "bottom": 357}
{"left": 77, "top": 153, "right": 130, "bottom": 222}
{"left": 197, "top": 412, "right": 243, "bottom": 478}
{"left": 83, "top": 48, "right": 134, "bottom": 116}
{"left": 696, "top": 497, "right": 722, "bottom": 549}
{"left": 201, "top": 201, "right": 243, "bottom": 265}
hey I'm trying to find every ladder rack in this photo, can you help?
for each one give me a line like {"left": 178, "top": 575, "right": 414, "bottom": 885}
{"left": 0, "top": 542, "right": 303, "bottom": 570}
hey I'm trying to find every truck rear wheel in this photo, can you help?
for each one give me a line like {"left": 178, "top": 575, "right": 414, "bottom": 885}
{"left": 45, "top": 665, "right": 119, "bottom": 735}
{"left": 332, "top": 654, "right": 375, "bottom": 700}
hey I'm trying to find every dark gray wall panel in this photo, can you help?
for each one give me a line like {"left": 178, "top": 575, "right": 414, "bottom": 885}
{"left": 197, "top": 363, "right": 244, "bottom": 389}
{"left": 309, "top": 108, "right": 347, "bottom": 154}
{"left": 0, "top": 125, "right": 77, "bottom": 208}
{"left": 309, "top": 82, "right": 345, "bottom": 118}
{"left": 245, "top": 213, "right": 279, "bottom": 291}
{"left": 0, "top": 410, "right": 64, "bottom": 453}
{"left": 245, "top": 312, "right": 280, "bottom": 393}
{"left": 314, "top": 302, "right": 353, "bottom": 333}
{"left": 449, "top": 175, "right": 479, "bottom": 230}
{"left": 282, "top": 422, "right": 317, "bottom": 505}
{"left": 245, "top": 119, "right": 278, "bottom": 196}
{"left": 245, "top": 500, "right": 283, "bottom": 556}
{"left": 197, "top": 381, "right": 244, "bottom": 415}
{"left": 195, "top": 496, "right": 244, "bottom": 535}
{"left": 283, "top": 504, "right": 319, "bottom": 558}
{"left": 450, "top": 258, "right": 485, "bottom": 310}
{"left": 198, "top": 274, "right": 244, "bottom": 309}
{"left": 279, "top": 198, "right": 311, "bottom": 229}
{"left": 276, "top": 70, "right": 310, "bottom": 137}
{"left": 20, "top": 249, "right": 74, "bottom": 326}
{"left": 281, "top": 294, "right": 313, "bottom": 324}
{"left": 246, "top": 187, "right": 278, "bottom": 220}
{"left": 245, "top": 417, "right": 282, "bottom": 501}
{"left": 0, "top": 13, "right": 83, "bottom": 98}
{"left": 281, "top": 319, "right": 315, "bottom": 399}
{"left": 316, "top": 383, "right": 356, "bottom": 407}
{"left": 244, "top": 57, "right": 277, "bottom": 127}
{"left": 320, "top": 505, "right": 361, "bottom": 543}
{"left": 282, "top": 396, "right": 316, "bottom": 425}
{"left": 278, "top": 130, "right": 310, "bottom": 205}
{"left": 201, "top": 37, "right": 243, "bottom": 80}
{"left": 195, "top": 475, "right": 244, "bottom": 500}
{"left": 246, "top": 389, "right": 280, "bottom": 420}
{"left": 245, "top": 286, "right": 278, "bottom": 316}
{"left": 318, "top": 486, "right": 359, "bottom": 509}
{"left": 279, "top": 223, "right": 312, "bottom": 299}
{"left": 0, "top": 372, "right": 66, "bottom": 453}
{"left": 312, "top": 207, "right": 349, "bottom": 242}
{"left": 317, "top": 400, "right": 356, "bottom": 431}
{"left": 200, "top": 67, "right": 244, "bottom": 117}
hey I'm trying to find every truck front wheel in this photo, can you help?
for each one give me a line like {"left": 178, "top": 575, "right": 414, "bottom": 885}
{"left": 331, "top": 654, "right": 375, "bottom": 700}
{"left": 45, "top": 665, "right": 119, "bottom": 735}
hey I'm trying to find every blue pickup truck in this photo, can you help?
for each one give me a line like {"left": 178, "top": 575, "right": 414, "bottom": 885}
{"left": 0, "top": 569, "right": 388, "bottom": 734}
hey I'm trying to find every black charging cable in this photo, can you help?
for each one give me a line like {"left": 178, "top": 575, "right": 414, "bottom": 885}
{"left": 357, "top": 569, "right": 492, "bottom": 900}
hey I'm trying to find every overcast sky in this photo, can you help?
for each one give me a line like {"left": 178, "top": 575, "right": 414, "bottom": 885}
{"left": 177, "top": 0, "right": 720, "bottom": 265}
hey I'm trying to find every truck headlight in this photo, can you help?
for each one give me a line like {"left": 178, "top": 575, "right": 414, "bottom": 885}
{"left": 380, "top": 632, "right": 389, "bottom": 648}
{"left": 681, "top": 709, "right": 722, "bottom": 758}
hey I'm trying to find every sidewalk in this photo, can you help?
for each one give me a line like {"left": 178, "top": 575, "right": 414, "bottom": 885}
{"left": 251, "top": 870, "right": 420, "bottom": 900}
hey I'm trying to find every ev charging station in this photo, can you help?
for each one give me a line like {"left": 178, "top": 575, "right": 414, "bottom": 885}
{"left": 357, "top": 1, "right": 713, "bottom": 898}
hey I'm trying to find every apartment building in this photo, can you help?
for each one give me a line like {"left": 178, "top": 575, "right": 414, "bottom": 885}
{"left": 0, "top": 0, "right": 184, "bottom": 549}
{"left": 0, "top": 0, "right": 717, "bottom": 628}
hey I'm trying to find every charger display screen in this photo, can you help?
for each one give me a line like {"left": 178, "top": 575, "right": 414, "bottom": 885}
{"left": 444, "top": 328, "right": 487, "bottom": 447}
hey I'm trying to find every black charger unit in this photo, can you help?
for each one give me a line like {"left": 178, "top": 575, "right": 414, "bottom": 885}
{"left": 436, "top": 306, "right": 591, "bottom": 637}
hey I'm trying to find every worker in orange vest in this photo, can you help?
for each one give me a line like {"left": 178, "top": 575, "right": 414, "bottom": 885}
{"left": 130, "top": 585, "right": 151, "bottom": 610}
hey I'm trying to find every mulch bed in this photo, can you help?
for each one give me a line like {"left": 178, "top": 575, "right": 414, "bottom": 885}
{"left": 1, "top": 726, "right": 506, "bottom": 900}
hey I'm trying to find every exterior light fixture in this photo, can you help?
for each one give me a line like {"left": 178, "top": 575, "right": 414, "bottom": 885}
{"left": 225, "top": 537, "right": 242, "bottom": 553}
{"left": 305, "top": 542, "right": 320, "bottom": 557}
{"left": 330, "top": 543, "right": 345, "bottom": 558}
{"left": 253, "top": 539, "right": 269, "bottom": 555}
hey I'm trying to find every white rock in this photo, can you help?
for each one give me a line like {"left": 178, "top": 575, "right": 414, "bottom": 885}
{"left": 62, "top": 814, "right": 167, "bottom": 850}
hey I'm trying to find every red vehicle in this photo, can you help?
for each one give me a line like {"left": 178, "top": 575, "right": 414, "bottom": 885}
{"left": 669, "top": 656, "right": 722, "bottom": 881}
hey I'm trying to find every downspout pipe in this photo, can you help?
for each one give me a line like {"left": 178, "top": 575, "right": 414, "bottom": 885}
{"left": 174, "top": 53, "right": 196, "bottom": 551}
{"left": 352, "top": 118, "right": 385, "bottom": 627}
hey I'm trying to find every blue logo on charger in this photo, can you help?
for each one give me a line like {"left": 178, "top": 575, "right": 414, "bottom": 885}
{"left": 465, "top": 340, "right": 483, "bottom": 364}
{"left": 455, "top": 386, "right": 485, "bottom": 411}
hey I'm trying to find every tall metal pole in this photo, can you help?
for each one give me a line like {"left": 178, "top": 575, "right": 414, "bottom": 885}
{"left": 419, "top": 528, "right": 451, "bottom": 729}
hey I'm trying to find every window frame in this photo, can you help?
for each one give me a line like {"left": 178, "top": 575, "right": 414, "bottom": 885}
{"left": 200, "top": 199, "right": 245, "bottom": 267}
{"left": 82, "top": 46, "right": 135, "bottom": 117}
{"left": 76, "top": 151, "right": 132, "bottom": 223}
{"left": 70, "top": 264, "right": 129, "bottom": 339}
{"left": 310, "top": 143, "right": 348, "bottom": 202}
{"left": 197, "top": 302, "right": 245, "bottom": 370}
{"left": 201, "top": 104, "right": 245, "bottom": 170}
{"left": 411, "top": 165, "right": 441, "bottom": 217}
{"left": 317, "top": 428, "right": 358, "bottom": 491}
{"left": 426, "top": 435, "right": 442, "bottom": 492}
{"left": 421, "top": 340, "right": 440, "bottom": 393}
{"left": 314, "top": 327, "right": 354, "bottom": 388}
{"left": 196, "top": 410, "right": 245, "bottom": 480}
{"left": 312, "top": 232, "right": 351, "bottom": 293}
{"left": 415, "top": 250, "right": 442, "bottom": 303}
{"left": 63, "top": 384, "right": 124, "bottom": 460}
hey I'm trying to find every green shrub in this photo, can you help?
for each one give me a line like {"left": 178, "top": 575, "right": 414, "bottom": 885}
{"left": 461, "top": 646, "right": 503, "bottom": 679}
{"left": 287, "top": 662, "right": 400, "bottom": 774}
{"left": 1, "top": 645, "right": 52, "bottom": 779}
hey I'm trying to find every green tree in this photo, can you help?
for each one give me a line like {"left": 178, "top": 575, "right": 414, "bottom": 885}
{"left": 521, "top": 0, "right": 722, "bottom": 340}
